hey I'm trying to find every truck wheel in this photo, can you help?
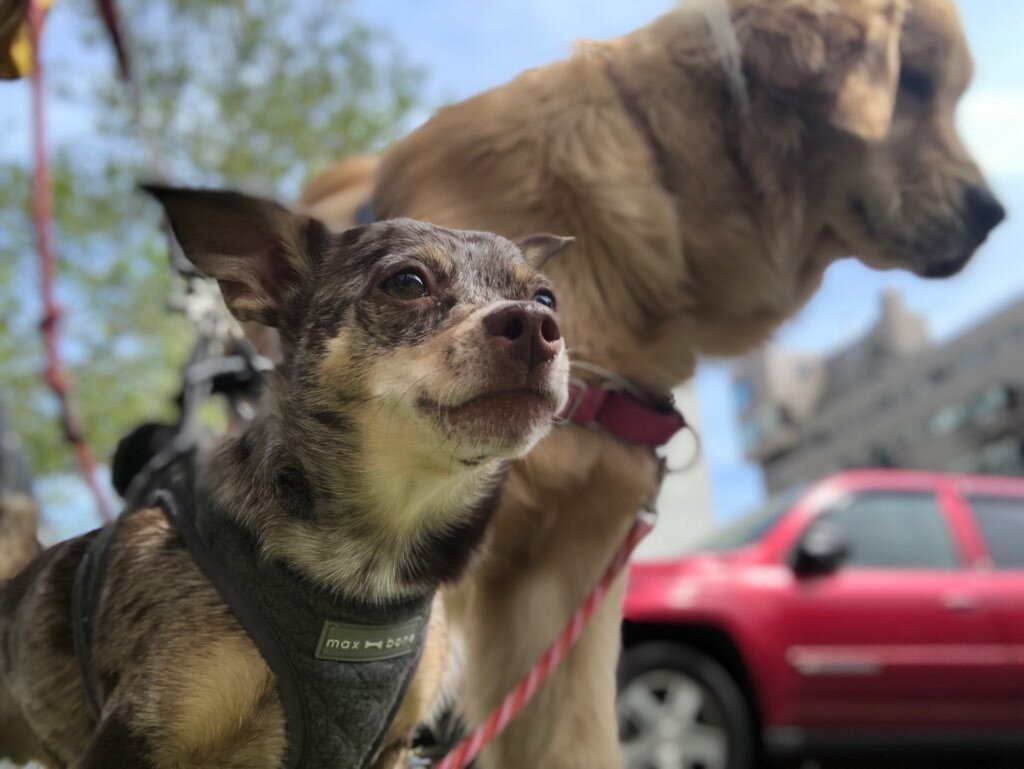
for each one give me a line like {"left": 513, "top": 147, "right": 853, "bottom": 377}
{"left": 617, "top": 642, "right": 755, "bottom": 769}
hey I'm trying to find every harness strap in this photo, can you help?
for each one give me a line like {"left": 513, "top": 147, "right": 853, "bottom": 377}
{"left": 70, "top": 518, "right": 121, "bottom": 720}
{"left": 149, "top": 488, "right": 313, "bottom": 768}
{"left": 71, "top": 468, "right": 430, "bottom": 769}
{"left": 68, "top": 494, "right": 310, "bottom": 757}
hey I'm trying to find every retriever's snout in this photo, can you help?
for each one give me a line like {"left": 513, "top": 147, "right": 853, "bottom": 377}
{"left": 484, "top": 301, "right": 562, "bottom": 368}
{"left": 963, "top": 184, "right": 1006, "bottom": 244}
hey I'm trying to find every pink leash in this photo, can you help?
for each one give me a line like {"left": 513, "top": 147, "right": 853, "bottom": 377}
{"left": 27, "top": 0, "right": 114, "bottom": 522}
{"left": 435, "top": 510, "right": 656, "bottom": 769}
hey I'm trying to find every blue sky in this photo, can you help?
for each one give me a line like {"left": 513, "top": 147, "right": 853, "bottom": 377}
{"left": 5, "top": 1, "right": 1024, "bottom": 538}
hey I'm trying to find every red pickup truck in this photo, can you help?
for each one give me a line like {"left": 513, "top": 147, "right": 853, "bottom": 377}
{"left": 619, "top": 469, "right": 1024, "bottom": 769}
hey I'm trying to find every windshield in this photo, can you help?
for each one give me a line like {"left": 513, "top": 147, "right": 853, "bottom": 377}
{"left": 685, "top": 487, "right": 805, "bottom": 554}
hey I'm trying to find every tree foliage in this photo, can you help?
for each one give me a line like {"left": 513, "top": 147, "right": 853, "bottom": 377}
{"left": 0, "top": 0, "right": 422, "bottom": 476}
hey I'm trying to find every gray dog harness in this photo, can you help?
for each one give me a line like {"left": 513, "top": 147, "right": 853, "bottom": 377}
{"left": 72, "top": 475, "right": 431, "bottom": 769}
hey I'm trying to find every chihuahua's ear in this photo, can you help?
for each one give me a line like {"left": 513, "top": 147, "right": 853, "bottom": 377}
{"left": 516, "top": 233, "right": 575, "bottom": 270}
{"left": 734, "top": 0, "right": 905, "bottom": 141}
{"left": 142, "top": 184, "right": 319, "bottom": 327}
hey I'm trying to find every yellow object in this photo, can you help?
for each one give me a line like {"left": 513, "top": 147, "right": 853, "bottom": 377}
{"left": 1, "top": 0, "right": 54, "bottom": 80}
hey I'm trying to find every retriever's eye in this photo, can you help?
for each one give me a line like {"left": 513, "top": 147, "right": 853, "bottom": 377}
{"left": 382, "top": 269, "right": 429, "bottom": 300}
{"left": 533, "top": 289, "right": 556, "bottom": 310}
{"left": 898, "top": 68, "right": 934, "bottom": 101}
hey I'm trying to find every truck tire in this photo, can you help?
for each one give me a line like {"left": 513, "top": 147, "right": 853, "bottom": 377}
{"left": 617, "top": 641, "right": 755, "bottom": 769}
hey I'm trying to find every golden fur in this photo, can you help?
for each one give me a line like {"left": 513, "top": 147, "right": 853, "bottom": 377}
{"left": 297, "top": 1, "right": 1002, "bottom": 766}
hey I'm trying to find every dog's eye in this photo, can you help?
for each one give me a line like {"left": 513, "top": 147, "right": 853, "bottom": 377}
{"left": 533, "top": 290, "right": 556, "bottom": 310}
{"left": 382, "top": 269, "right": 429, "bottom": 300}
{"left": 898, "top": 68, "right": 933, "bottom": 101}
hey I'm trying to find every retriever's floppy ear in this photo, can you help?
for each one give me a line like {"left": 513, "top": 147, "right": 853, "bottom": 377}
{"left": 143, "top": 185, "right": 317, "bottom": 327}
{"left": 516, "top": 233, "right": 575, "bottom": 270}
{"left": 734, "top": 0, "right": 905, "bottom": 141}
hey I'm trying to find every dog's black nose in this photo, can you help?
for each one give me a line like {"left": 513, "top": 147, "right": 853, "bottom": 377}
{"left": 963, "top": 184, "right": 1006, "bottom": 243}
{"left": 484, "top": 302, "right": 562, "bottom": 367}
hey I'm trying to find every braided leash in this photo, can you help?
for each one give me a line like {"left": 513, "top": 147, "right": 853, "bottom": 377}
{"left": 27, "top": 0, "right": 113, "bottom": 522}
{"left": 434, "top": 510, "right": 656, "bottom": 769}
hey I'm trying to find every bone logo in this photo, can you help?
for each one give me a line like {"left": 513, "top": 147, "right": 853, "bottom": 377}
{"left": 315, "top": 619, "right": 423, "bottom": 662}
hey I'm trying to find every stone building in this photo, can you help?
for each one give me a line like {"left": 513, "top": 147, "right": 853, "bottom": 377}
{"left": 734, "top": 292, "right": 1024, "bottom": 492}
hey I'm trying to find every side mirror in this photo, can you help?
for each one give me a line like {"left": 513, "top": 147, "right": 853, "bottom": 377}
{"left": 793, "top": 517, "right": 849, "bottom": 576}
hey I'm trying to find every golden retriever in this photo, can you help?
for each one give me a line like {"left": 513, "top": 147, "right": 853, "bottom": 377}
{"left": 298, "top": 1, "right": 1003, "bottom": 766}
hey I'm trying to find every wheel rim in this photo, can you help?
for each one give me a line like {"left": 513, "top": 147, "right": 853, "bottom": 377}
{"left": 618, "top": 669, "right": 730, "bottom": 769}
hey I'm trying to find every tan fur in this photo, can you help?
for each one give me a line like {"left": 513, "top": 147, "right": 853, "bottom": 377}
{"left": 0, "top": 511, "right": 440, "bottom": 768}
{"left": 0, "top": 509, "right": 287, "bottom": 768}
{"left": 298, "top": 155, "right": 380, "bottom": 225}
{"left": 297, "top": 1, "right": 1000, "bottom": 766}
{"left": 0, "top": 494, "right": 40, "bottom": 581}
{"left": 0, "top": 493, "right": 42, "bottom": 765}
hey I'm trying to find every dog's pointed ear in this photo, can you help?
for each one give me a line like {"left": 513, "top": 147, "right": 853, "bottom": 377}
{"left": 142, "top": 184, "right": 318, "bottom": 327}
{"left": 735, "top": 0, "right": 905, "bottom": 141}
{"left": 516, "top": 233, "right": 575, "bottom": 269}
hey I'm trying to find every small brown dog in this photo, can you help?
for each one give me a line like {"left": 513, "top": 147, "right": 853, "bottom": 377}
{"left": 299, "top": 1, "right": 1005, "bottom": 766}
{"left": 0, "top": 187, "right": 571, "bottom": 768}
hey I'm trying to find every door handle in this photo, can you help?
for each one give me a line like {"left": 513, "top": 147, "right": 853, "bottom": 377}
{"left": 942, "top": 593, "right": 978, "bottom": 612}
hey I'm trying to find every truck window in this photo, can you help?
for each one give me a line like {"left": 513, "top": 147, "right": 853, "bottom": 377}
{"left": 968, "top": 495, "right": 1024, "bottom": 570}
{"left": 687, "top": 487, "right": 804, "bottom": 554}
{"left": 827, "top": 491, "right": 960, "bottom": 569}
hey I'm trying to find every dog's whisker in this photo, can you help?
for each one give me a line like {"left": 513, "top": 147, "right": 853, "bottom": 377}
{"left": 383, "top": 366, "right": 453, "bottom": 440}
{"left": 447, "top": 440, "right": 461, "bottom": 476}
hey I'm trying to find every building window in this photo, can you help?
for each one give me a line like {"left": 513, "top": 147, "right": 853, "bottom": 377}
{"left": 978, "top": 437, "right": 1023, "bottom": 476}
{"left": 928, "top": 404, "right": 967, "bottom": 436}
{"left": 971, "top": 384, "right": 1013, "bottom": 428}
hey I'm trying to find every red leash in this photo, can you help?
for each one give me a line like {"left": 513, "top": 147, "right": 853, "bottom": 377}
{"left": 27, "top": 0, "right": 113, "bottom": 522}
{"left": 435, "top": 373, "right": 681, "bottom": 767}
{"left": 435, "top": 510, "right": 656, "bottom": 769}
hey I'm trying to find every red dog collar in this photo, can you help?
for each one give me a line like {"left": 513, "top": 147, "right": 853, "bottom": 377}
{"left": 561, "top": 382, "right": 686, "bottom": 447}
